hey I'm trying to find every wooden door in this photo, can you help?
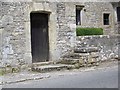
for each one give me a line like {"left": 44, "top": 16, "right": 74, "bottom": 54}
{"left": 30, "top": 12, "right": 49, "bottom": 63}
{"left": 117, "top": 7, "right": 120, "bottom": 21}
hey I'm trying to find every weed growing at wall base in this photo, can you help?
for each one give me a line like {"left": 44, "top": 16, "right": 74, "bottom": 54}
{"left": 0, "top": 69, "right": 5, "bottom": 76}
{"left": 76, "top": 28, "right": 103, "bottom": 36}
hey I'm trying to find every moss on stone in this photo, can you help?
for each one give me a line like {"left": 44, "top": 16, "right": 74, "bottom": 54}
{"left": 0, "top": 68, "right": 5, "bottom": 76}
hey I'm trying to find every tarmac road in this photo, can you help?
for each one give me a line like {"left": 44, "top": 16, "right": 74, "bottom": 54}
{"left": 3, "top": 65, "right": 118, "bottom": 88}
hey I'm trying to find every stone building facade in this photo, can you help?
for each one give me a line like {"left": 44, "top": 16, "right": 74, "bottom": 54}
{"left": 111, "top": 2, "right": 120, "bottom": 33}
{"left": 0, "top": 0, "right": 119, "bottom": 67}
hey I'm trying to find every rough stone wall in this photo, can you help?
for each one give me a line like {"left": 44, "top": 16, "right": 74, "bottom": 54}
{"left": 0, "top": 1, "right": 32, "bottom": 67}
{"left": 118, "top": 22, "right": 120, "bottom": 58}
{"left": 58, "top": 2, "right": 116, "bottom": 34}
{"left": 111, "top": 2, "right": 120, "bottom": 34}
{"left": 56, "top": 2, "right": 116, "bottom": 58}
{"left": 118, "top": 22, "right": 120, "bottom": 34}
{"left": 76, "top": 2, "right": 115, "bottom": 34}
{"left": 56, "top": 2, "right": 76, "bottom": 58}
{"left": 76, "top": 35, "right": 119, "bottom": 61}
{"left": 0, "top": 1, "right": 119, "bottom": 68}
{"left": 0, "top": 38, "right": 1, "bottom": 60}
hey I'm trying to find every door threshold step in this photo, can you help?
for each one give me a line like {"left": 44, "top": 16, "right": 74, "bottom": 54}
{"left": 32, "top": 64, "right": 74, "bottom": 73}
{"left": 32, "top": 61, "right": 54, "bottom": 67}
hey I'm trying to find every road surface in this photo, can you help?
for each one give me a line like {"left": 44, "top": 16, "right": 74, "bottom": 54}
{"left": 3, "top": 65, "right": 118, "bottom": 88}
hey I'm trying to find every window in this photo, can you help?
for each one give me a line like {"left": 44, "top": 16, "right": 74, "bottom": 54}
{"left": 76, "top": 5, "right": 84, "bottom": 25}
{"left": 117, "top": 7, "right": 120, "bottom": 21}
{"left": 76, "top": 9, "right": 81, "bottom": 25}
{"left": 103, "top": 13, "right": 110, "bottom": 25}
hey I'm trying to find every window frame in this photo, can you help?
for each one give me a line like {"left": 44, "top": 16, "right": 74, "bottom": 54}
{"left": 76, "top": 5, "right": 84, "bottom": 26}
{"left": 117, "top": 7, "right": 120, "bottom": 22}
{"left": 103, "top": 13, "right": 110, "bottom": 25}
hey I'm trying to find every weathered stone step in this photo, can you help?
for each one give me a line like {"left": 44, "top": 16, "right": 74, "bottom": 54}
{"left": 62, "top": 52, "right": 99, "bottom": 59}
{"left": 60, "top": 58, "right": 80, "bottom": 64}
{"left": 32, "top": 61, "right": 54, "bottom": 67}
{"left": 32, "top": 64, "right": 74, "bottom": 73}
{"left": 60, "top": 54, "right": 99, "bottom": 65}
{"left": 63, "top": 53, "right": 90, "bottom": 59}
{"left": 74, "top": 47, "right": 99, "bottom": 53}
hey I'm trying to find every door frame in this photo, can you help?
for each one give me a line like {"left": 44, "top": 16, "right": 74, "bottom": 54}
{"left": 25, "top": 8, "right": 58, "bottom": 65}
{"left": 30, "top": 11, "right": 51, "bottom": 63}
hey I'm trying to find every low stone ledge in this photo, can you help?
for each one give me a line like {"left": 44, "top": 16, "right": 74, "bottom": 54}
{"left": 32, "top": 64, "right": 74, "bottom": 73}
{"left": 74, "top": 47, "right": 99, "bottom": 53}
{"left": 76, "top": 35, "right": 119, "bottom": 61}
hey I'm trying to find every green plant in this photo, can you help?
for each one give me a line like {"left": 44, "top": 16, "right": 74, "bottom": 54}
{"left": 76, "top": 27, "right": 103, "bottom": 36}
{"left": 0, "top": 69, "right": 5, "bottom": 76}
{"left": 12, "top": 67, "right": 20, "bottom": 73}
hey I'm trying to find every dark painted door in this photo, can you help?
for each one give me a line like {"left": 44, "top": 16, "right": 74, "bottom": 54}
{"left": 30, "top": 12, "right": 49, "bottom": 63}
{"left": 117, "top": 7, "right": 120, "bottom": 22}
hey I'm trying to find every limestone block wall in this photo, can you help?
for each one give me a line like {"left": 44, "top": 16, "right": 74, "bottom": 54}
{"left": 0, "top": 1, "right": 76, "bottom": 67}
{"left": 111, "top": 2, "right": 120, "bottom": 34}
{"left": 56, "top": 2, "right": 76, "bottom": 58}
{"left": 0, "top": 1, "right": 32, "bottom": 66}
{"left": 55, "top": 2, "right": 116, "bottom": 59}
{"left": 118, "top": 22, "right": 120, "bottom": 58}
{"left": 75, "top": 2, "right": 115, "bottom": 34}
{"left": 0, "top": 1, "right": 119, "bottom": 68}
{"left": 0, "top": 29, "right": 2, "bottom": 65}
{"left": 76, "top": 35, "right": 119, "bottom": 61}
{"left": 118, "top": 22, "right": 120, "bottom": 34}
